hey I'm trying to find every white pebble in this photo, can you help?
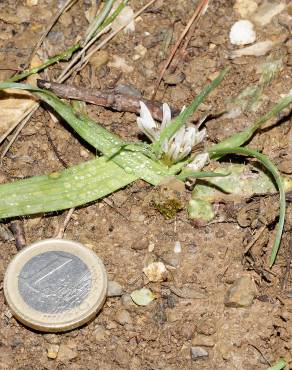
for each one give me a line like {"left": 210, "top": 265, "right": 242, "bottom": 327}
{"left": 174, "top": 241, "right": 182, "bottom": 254}
{"left": 229, "top": 20, "right": 256, "bottom": 46}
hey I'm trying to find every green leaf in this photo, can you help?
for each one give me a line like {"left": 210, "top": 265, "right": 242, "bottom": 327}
{"left": 267, "top": 359, "right": 286, "bottom": 370}
{"left": 0, "top": 157, "right": 137, "bottom": 219}
{"left": 210, "top": 93, "right": 292, "bottom": 158}
{"left": 7, "top": 44, "right": 80, "bottom": 83}
{"left": 130, "top": 288, "right": 156, "bottom": 306}
{"left": 0, "top": 82, "right": 173, "bottom": 185}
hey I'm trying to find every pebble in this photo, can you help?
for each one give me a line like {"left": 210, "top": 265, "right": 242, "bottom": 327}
{"left": 173, "top": 241, "right": 182, "bottom": 254}
{"left": 233, "top": 0, "right": 257, "bottom": 17}
{"left": 93, "top": 324, "right": 107, "bottom": 342}
{"left": 224, "top": 276, "right": 257, "bottom": 307}
{"left": 115, "top": 83, "right": 142, "bottom": 98}
{"left": 164, "top": 71, "right": 185, "bottom": 85}
{"left": 57, "top": 344, "right": 78, "bottom": 362}
{"left": 121, "top": 293, "right": 135, "bottom": 309}
{"left": 108, "top": 55, "right": 133, "bottom": 74}
{"left": 47, "top": 344, "right": 59, "bottom": 359}
{"left": 115, "top": 309, "right": 132, "bottom": 325}
{"left": 107, "top": 281, "right": 123, "bottom": 297}
{"left": 229, "top": 20, "right": 256, "bottom": 46}
{"left": 190, "top": 346, "right": 209, "bottom": 361}
{"left": 133, "top": 44, "right": 147, "bottom": 60}
{"left": 26, "top": 0, "right": 38, "bottom": 5}
{"left": 89, "top": 50, "right": 109, "bottom": 71}
{"left": 143, "top": 261, "right": 167, "bottom": 282}
{"left": 161, "top": 252, "right": 181, "bottom": 268}
{"left": 131, "top": 236, "right": 149, "bottom": 250}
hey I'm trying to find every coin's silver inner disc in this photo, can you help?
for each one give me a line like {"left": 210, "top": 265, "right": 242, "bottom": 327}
{"left": 18, "top": 251, "right": 92, "bottom": 314}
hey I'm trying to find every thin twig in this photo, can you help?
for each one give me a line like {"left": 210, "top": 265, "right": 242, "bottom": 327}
{"left": 37, "top": 79, "right": 179, "bottom": 121}
{"left": 57, "top": 23, "right": 112, "bottom": 82}
{"left": 151, "top": 0, "right": 210, "bottom": 99}
{"left": 244, "top": 225, "right": 266, "bottom": 254}
{"left": 55, "top": 207, "right": 75, "bottom": 238}
{"left": 170, "top": 0, "right": 210, "bottom": 73}
{"left": 1, "top": 104, "right": 39, "bottom": 160}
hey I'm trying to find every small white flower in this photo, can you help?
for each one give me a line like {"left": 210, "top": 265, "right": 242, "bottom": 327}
{"left": 187, "top": 153, "right": 209, "bottom": 171}
{"left": 137, "top": 101, "right": 206, "bottom": 164}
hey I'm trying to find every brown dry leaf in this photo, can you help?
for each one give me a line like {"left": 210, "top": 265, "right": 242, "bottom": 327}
{"left": 0, "top": 89, "right": 37, "bottom": 138}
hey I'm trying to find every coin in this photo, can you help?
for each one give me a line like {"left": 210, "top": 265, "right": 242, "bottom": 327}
{"left": 4, "top": 239, "right": 107, "bottom": 332}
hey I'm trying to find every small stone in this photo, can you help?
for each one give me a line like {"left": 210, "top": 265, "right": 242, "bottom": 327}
{"left": 167, "top": 310, "right": 181, "bottom": 323}
{"left": 190, "top": 346, "right": 209, "bottom": 360}
{"left": 121, "top": 293, "right": 135, "bottom": 309}
{"left": 143, "top": 262, "right": 167, "bottom": 282}
{"left": 26, "top": 0, "right": 38, "bottom": 6}
{"left": 107, "top": 281, "right": 123, "bottom": 297}
{"left": 108, "top": 55, "right": 133, "bottom": 74}
{"left": 47, "top": 344, "right": 59, "bottom": 359}
{"left": 229, "top": 20, "right": 256, "bottom": 46}
{"left": 89, "top": 50, "right": 109, "bottom": 71}
{"left": 133, "top": 44, "right": 147, "bottom": 60}
{"left": 224, "top": 276, "right": 257, "bottom": 308}
{"left": 173, "top": 241, "right": 182, "bottom": 254}
{"left": 148, "top": 242, "right": 155, "bottom": 252}
{"left": 79, "top": 148, "right": 89, "bottom": 158}
{"left": 164, "top": 71, "right": 185, "bottom": 85}
{"left": 233, "top": 0, "right": 258, "bottom": 17}
{"left": 106, "top": 320, "right": 118, "bottom": 330}
{"left": 115, "top": 83, "right": 142, "bottom": 98}
{"left": 161, "top": 252, "right": 181, "bottom": 268}
{"left": 131, "top": 236, "right": 149, "bottom": 250}
{"left": 115, "top": 309, "right": 132, "bottom": 325}
{"left": 57, "top": 344, "right": 78, "bottom": 362}
{"left": 93, "top": 325, "right": 107, "bottom": 341}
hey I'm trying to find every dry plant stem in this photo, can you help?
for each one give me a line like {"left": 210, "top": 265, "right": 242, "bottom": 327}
{"left": 57, "top": 23, "right": 112, "bottom": 82}
{"left": 244, "top": 225, "right": 266, "bottom": 254}
{"left": 55, "top": 207, "right": 75, "bottom": 238}
{"left": 37, "top": 79, "right": 179, "bottom": 121}
{"left": 24, "top": 0, "right": 77, "bottom": 70}
{"left": 151, "top": 0, "right": 210, "bottom": 99}
{"left": 59, "top": 0, "right": 156, "bottom": 82}
{"left": 0, "top": 104, "right": 39, "bottom": 160}
{"left": 170, "top": 0, "right": 210, "bottom": 72}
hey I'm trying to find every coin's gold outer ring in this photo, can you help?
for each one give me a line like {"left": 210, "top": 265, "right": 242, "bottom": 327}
{"left": 4, "top": 239, "right": 108, "bottom": 332}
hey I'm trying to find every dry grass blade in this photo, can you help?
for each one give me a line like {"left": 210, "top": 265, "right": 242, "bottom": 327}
{"left": 151, "top": 0, "right": 210, "bottom": 99}
{"left": 59, "top": 0, "right": 156, "bottom": 82}
{"left": 1, "top": 104, "right": 38, "bottom": 160}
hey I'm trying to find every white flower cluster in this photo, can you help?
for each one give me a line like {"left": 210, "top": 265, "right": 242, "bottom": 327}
{"left": 137, "top": 101, "right": 209, "bottom": 170}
